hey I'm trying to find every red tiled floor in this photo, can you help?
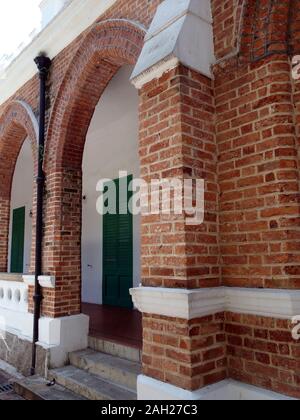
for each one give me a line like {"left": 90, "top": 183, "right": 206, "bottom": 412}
{"left": 82, "top": 303, "right": 142, "bottom": 349}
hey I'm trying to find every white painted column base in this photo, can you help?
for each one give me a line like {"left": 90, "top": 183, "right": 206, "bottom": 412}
{"left": 0, "top": 307, "right": 89, "bottom": 369}
{"left": 38, "top": 314, "right": 90, "bottom": 368}
{"left": 138, "top": 375, "right": 295, "bottom": 401}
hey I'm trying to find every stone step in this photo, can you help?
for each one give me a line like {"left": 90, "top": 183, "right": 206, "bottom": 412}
{"left": 14, "top": 376, "right": 86, "bottom": 400}
{"left": 49, "top": 366, "right": 137, "bottom": 400}
{"left": 70, "top": 349, "right": 141, "bottom": 391}
{"left": 88, "top": 336, "right": 142, "bottom": 363}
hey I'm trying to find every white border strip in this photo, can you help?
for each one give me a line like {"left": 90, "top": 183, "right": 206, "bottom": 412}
{"left": 130, "top": 286, "right": 300, "bottom": 320}
{"left": 138, "top": 375, "right": 294, "bottom": 400}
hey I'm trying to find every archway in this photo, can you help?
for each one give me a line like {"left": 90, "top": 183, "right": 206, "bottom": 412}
{"left": 8, "top": 138, "right": 34, "bottom": 274}
{"left": 0, "top": 101, "right": 37, "bottom": 273}
{"left": 43, "top": 19, "right": 145, "bottom": 343}
{"left": 81, "top": 65, "right": 141, "bottom": 345}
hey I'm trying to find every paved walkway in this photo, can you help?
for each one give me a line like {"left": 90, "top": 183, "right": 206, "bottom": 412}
{"left": 0, "top": 370, "right": 24, "bottom": 400}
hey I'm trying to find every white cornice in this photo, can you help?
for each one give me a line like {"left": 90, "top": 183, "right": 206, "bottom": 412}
{"left": 130, "top": 287, "right": 300, "bottom": 320}
{"left": 0, "top": 0, "right": 118, "bottom": 106}
{"left": 132, "top": 55, "right": 179, "bottom": 89}
{"left": 23, "top": 275, "right": 55, "bottom": 289}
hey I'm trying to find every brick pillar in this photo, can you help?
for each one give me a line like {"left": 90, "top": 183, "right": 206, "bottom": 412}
{"left": 42, "top": 169, "right": 82, "bottom": 317}
{"left": 135, "top": 65, "right": 223, "bottom": 391}
{"left": 139, "top": 65, "right": 219, "bottom": 290}
{"left": 130, "top": 0, "right": 224, "bottom": 397}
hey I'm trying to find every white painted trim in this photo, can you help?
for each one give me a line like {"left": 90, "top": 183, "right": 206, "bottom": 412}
{"left": 22, "top": 275, "right": 56, "bottom": 289}
{"left": 138, "top": 375, "right": 295, "bottom": 400}
{"left": 38, "top": 276, "right": 56, "bottom": 289}
{"left": 227, "top": 288, "right": 300, "bottom": 319}
{"left": 22, "top": 275, "right": 35, "bottom": 287}
{"left": 0, "top": 0, "right": 118, "bottom": 106}
{"left": 132, "top": 55, "right": 179, "bottom": 89}
{"left": 130, "top": 287, "right": 300, "bottom": 320}
{"left": 144, "top": 0, "right": 213, "bottom": 41}
{"left": 15, "top": 101, "right": 39, "bottom": 140}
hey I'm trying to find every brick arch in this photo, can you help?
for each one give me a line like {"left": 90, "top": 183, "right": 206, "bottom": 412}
{"left": 0, "top": 100, "right": 38, "bottom": 272}
{"left": 240, "top": 0, "right": 293, "bottom": 61}
{"left": 42, "top": 19, "right": 145, "bottom": 317}
{"left": 45, "top": 19, "right": 145, "bottom": 172}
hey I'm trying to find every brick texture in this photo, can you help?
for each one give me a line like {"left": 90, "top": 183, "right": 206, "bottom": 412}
{"left": 226, "top": 312, "right": 300, "bottom": 399}
{"left": 143, "top": 313, "right": 226, "bottom": 391}
{"left": 142, "top": 311, "right": 300, "bottom": 398}
{"left": 0, "top": 0, "right": 300, "bottom": 399}
{"left": 139, "top": 65, "right": 219, "bottom": 289}
{"left": 216, "top": 55, "right": 300, "bottom": 289}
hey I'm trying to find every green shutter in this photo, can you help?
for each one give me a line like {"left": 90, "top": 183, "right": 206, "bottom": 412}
{"left": 10, "top": 207, "right": 25, "bottom": 274}
{"left": 103, "top": 176, "right": 133, "bottom": 309}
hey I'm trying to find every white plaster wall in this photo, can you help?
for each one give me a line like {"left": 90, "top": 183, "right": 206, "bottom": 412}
{"left": 82, "top": 66, "right": 140, "bottom": 304}
{"left": 8, "top": 138, "right": 34, "bottom": 274}
{"left": 39, "top": 0, "right": 71, "bottom": 29}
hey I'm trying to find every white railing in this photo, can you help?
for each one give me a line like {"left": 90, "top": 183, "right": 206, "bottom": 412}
{"left": 0, "top": 280, "right": 28, "bottom": 313}
{"left": 0, "top": 275, "right": 32, "bottom": 339}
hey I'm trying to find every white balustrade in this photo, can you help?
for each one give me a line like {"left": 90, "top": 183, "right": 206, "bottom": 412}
{"left": 0, "top": 276, "right": 32, "bottom": 340}
{"left": 0, "top": 280, "right": 28, "bottom": 313}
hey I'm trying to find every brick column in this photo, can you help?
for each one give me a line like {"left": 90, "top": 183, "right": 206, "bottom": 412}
{"left": 130, "top": 0, "right": 225, "bottom": 397}
{"left": 139, "top": 65, "right": 219, "bottom": 290}
{"left": 136, "top": 65, "right": 224, "bottom": 391}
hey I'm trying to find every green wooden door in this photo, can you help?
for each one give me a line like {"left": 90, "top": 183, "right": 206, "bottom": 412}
{"left": 103, "top": 176, "right": 133, "bottom": 309}
{"left": 10, "top": 206, "right": 25, "bottom": 274}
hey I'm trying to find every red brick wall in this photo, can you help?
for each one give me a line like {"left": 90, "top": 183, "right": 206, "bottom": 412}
{"left": 226, "top": 312, "right": 300, "bottom": 398}
{"left": 0, "top": 0, "right": 299, "bottom": 398}
{"left": 211, "top": 0, "right": 245, "bottom": 60}
{"left": 215, "top": 55, "right": 300, "bottom": 289}
{"left": 142, "top": 311, "right": 300, "bottom": 398}
{"left": 143, "top": 313, "right": 226, "bottom": 391}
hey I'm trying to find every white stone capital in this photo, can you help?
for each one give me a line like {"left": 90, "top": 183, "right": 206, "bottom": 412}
{"left": 23, "top": 274, "right": 56, "bottom": 289}
{"left": 130, "top": 287, "right": 300, "bottom": 320}
{"left": 131, "top": 0, "right": 215, "bottom": 89}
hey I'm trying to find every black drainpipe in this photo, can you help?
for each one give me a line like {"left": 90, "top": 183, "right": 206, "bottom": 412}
{"left": 31, "top": 55, "right": 51, "bottom": 376}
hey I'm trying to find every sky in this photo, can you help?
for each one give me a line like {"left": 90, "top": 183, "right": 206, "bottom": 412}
{"left": 0, "top": 0, "right": 41, "bottom": 59}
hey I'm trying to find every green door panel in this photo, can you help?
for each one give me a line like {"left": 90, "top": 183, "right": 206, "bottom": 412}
{"left": 10, "top": 206, "right": 25, "bottom": 274}
{"left": 103, "top": 176, "right": 133, "bottom": 308}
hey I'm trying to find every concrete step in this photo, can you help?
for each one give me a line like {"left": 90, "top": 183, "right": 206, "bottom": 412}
{"left": 49, "top": 366, "right": 137, "bottom": 400}
{"left": 88, "top": 336, "right": 142, "bottom": 363}
{"left": 70, "top": 349, "right": 141, "bottom": 391}
{"left": 14, "top": 376, "right": 86, "bottom": 400}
